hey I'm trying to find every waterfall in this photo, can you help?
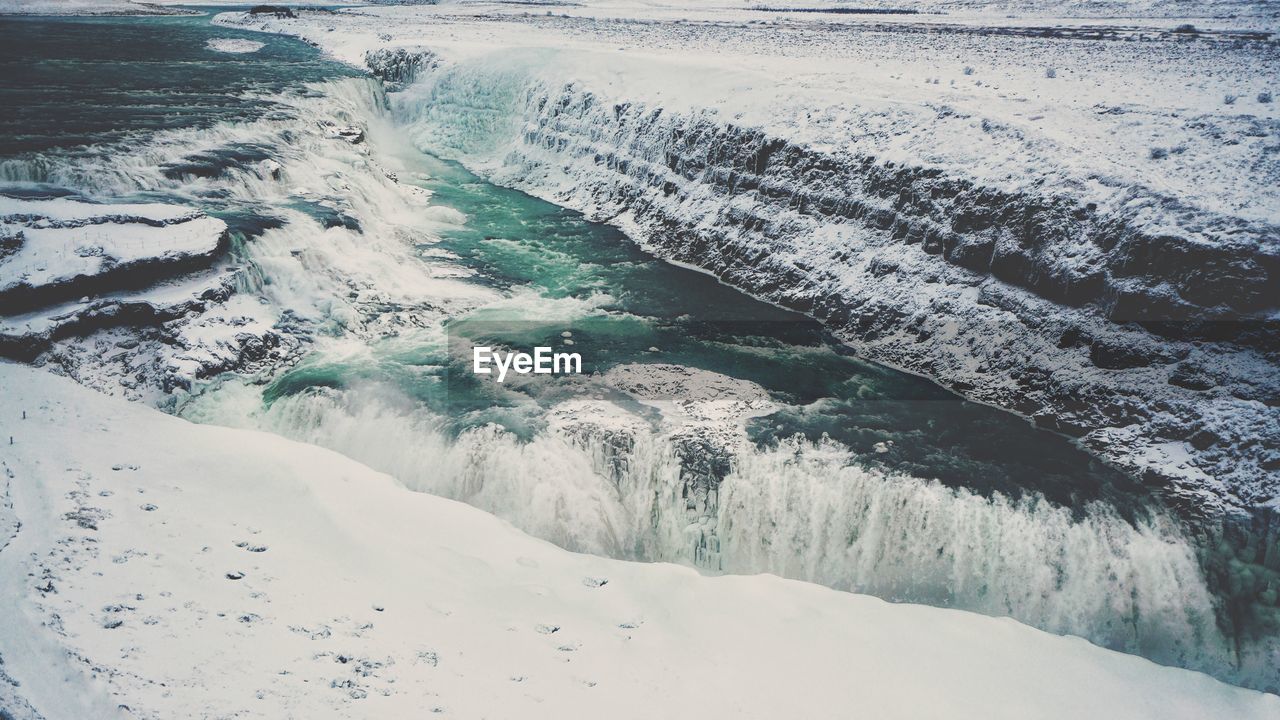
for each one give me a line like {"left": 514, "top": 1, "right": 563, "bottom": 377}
{"left": 180, "top": 378, "right": 1244, "bottom": 682}
{"left": 20, "top": 64, "right": 1258, "bottom": 688}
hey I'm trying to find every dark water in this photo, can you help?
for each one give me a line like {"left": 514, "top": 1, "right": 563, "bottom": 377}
{"left": 0, "top": 9, "right": 356, "bottom": 155}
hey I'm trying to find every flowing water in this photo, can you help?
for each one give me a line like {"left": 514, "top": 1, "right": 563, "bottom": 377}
{"left": 1, "top": 8, "right": 1274, "bottom": 690}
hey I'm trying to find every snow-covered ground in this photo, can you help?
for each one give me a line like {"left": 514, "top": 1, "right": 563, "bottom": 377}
{"left": 1, "top": 360, "right": 1277, "bottom": 719}
{"left": 216, "top": 2, "right": 1280, "bottom": 516}
{"left": 204, "top": 37, "right": 264, "bottom": 53}
{"left": 0, "top": 0, "right": 185, "bottom": 15}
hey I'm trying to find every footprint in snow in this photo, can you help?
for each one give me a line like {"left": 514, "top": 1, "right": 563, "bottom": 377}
{"left": 582, "top": 576, "right": 608, "bottom": 588}
{"left": 535, "top": 624, "right": 560, "bottom": 634}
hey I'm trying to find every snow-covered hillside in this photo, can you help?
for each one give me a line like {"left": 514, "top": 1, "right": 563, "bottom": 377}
{"left": 218, "top": 3, "right": 1280, "bottom": 518}
{"left": 0, "top": 360, "right": 1276, "bottom": 719}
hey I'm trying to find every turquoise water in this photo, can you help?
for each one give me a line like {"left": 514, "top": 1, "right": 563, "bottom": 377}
{"left": 270, "top": 150, "right": 1146, "bottom": 513}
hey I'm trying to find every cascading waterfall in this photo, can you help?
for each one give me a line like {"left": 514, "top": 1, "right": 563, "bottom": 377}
{"left": 181, "top": 377, "right": 1238, "bottom": 681}
{"left": 17, "top": 56, "right": 1263, "bottom": 688}
{"left": 375, "top": 54, "right": 1280, "bottom": 689}
{"left": 718, "top": 437, "right": 1228, "bottom": 669}
{"left": 0, "top": 75, "right": 389, "bottom": 189}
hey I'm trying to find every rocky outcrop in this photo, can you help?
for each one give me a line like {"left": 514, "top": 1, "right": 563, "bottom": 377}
{"left": 364, "top": 47, "right": 439, "bottom": 91}
{"left": 0, "top": 197, "right": 230, "bottom": 314}
{"left": 0, "top": 197, "right": 293, "bottom": 401}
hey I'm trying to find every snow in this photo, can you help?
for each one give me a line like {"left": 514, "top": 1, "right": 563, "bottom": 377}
{"left": 239, "top": 4, "right": 1278, "bottom": 222}
{"left": 205, "top": 38, "right": 264, "bottom": 54}
{"left": 1, "top": 360, "right": 1277, "bottom": 719}
{"left": 0, "top": 197, "right": 201, "bottom": 226}
{"left": 602, "top": 363, "right": 777, "bottom": 424}
{"left": 0, "top": 196, "right": 226, "bottom": 300}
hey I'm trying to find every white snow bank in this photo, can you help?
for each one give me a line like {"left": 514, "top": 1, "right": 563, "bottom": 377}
{"left": 0, "top": 0, "right": 184, "bottom": 15}
{"left": 0, "top": 196, "right": 201, "bottom": 225}
{"left": 223, "top": 4, "right": 1279, "bottom": 222}
{"left": 0, "top": 361, "right": 1276, "bottom": 719}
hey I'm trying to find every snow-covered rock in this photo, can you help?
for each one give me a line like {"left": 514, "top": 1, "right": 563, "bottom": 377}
{"left": 1, "top": 361, "right": 1277, "bottom": 719}
{"left": 0, "top": 196, "right": 228, "bottom": 313}
{"left": 0, "top": 195, "right": 298, "bottom": 403}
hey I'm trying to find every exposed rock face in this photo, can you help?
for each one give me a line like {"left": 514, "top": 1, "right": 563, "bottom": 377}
{"left": 364, "top": 47, "right": 439, "bottom": 91}
{"left": 0, "top": 196, "right": 293, "bottom": 402}
{"left": 469, "top": 84, "right": 1277, "bottom": 519}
